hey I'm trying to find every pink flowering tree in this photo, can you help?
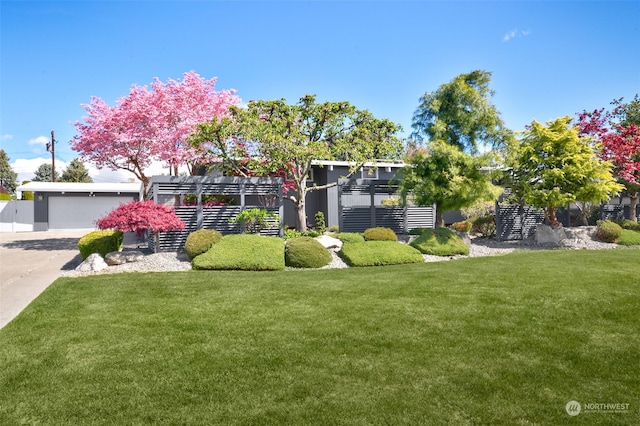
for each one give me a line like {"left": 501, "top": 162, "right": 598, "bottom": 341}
{"left": 96, "top": 200, "right": 185, "bottom": 251}
{"left": 71, "top": 71, "right": 240, "bottom": 196}
{"left": 577, "top": 95, "right": 640, "bottom": 222}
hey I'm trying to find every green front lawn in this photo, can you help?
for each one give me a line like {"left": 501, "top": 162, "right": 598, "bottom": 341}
{"left": 1, "top": 250, "right": 639, "bottom": 425}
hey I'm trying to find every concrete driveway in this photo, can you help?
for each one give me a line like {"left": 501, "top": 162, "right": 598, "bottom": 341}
{"left": 0, "top": 230, "right": 90, "bottom": 329}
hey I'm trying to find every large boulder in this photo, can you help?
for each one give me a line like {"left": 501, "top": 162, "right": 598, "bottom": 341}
{"left": 76, "top": 253, "right": 108, "bottom": 273}
{"left": 105, "top": 250, "right": 145, "bottom": 266}
{"left": 315, "top": 235, "right": 343, "bottom": 251}
{"left": 535, "top": 224, "right": 567, "bottom": 245}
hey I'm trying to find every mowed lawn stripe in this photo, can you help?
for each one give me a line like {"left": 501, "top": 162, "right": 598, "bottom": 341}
{"left": 0, "top": 249, "right": 638, "bottom": 425}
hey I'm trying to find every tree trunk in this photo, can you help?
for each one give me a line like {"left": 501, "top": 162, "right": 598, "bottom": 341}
{"left": 435, "top": 208, "right": 444, "bottom": 228}
{"left": 296, "top": 199, "right": 307, "bottom": 232}
{"left": 630, "top": 192, "right": 638, "bottom": 222}
{"left": 545, "top": 205, "right": 561, "bottom": 228}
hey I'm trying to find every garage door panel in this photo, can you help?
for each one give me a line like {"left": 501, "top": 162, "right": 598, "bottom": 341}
{"left": 49, "top": 197, "right": 133, "bottom": 229}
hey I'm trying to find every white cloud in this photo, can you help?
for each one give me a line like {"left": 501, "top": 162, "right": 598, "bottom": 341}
{"left": 1, "top": 134, "right": 13, "bottom": 141}
{"left": 503, "top": 29, "right": 518, "bottom": 42}
{"left": 12, "top": 157, "right": 68, "bottom": 184}
{"left": 28, "top": 135, "right": 50, "bottom": 147}
{"left": 503, "top": 28, "right": 532, "bottom": 42}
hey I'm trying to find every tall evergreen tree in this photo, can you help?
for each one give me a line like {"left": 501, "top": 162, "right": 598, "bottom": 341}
{"left": 0, "top": 149, "right": 18, "bottom": 195}
{"left": 410, "top": 70, "right": 513, "bottom": 154}
{"left": 61, "top": 158, "right": 93, "bottom": 182}
{"left": 32, "top": 163, "right": 61, "bottom": 182}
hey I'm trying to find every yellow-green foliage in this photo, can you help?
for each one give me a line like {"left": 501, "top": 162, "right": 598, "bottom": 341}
{"left": 184, "top": 229, "right": 222, "bottom": 260}
{"left": 363, "top": 227, "right": 397, "bottom": 241}
{"left": 78, "top": 230, "right": 123, "bottom": 260}
{"left": 410, "top": 227, "right": 469, "bottom": 256}
{"left": 285, "top": 237, "right": 332, "bottom": 268}
{"left": 596, "top": 220, "right": 622, "bottom": 243}
{"left": 0, "top": 192, "right": 11, "bottom": 200}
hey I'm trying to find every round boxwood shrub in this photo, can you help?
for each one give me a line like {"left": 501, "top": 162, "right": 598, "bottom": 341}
{"left": 78, "top": 230, "right": 123, "bottom": 260}
{"left": 596, "top": 220, "right": 622, "bottom": 243}
{"left": 285, "top": 237, "right": 332, "bottom": 268}
{"left": 410, "top": 227, "right": 469, "bottom": 256}
{"left": 363, "top": 227, "right": 397, "bottom": 241}
{"left": 184, "top": 229, "right": 222, "bottom": 259}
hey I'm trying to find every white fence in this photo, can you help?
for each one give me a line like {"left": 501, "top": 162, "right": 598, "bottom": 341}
{"left": 0, "top": 201, "right": 34, "bottom": 232}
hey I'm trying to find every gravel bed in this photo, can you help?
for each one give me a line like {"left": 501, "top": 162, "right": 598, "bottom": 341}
{"left": 63, "top": 229, "right": 621, "bottom": 276}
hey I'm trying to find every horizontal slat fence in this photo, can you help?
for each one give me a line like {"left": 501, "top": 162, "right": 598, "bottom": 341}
{"left": 338, "top": 179, "right": 435, "bottom": 233}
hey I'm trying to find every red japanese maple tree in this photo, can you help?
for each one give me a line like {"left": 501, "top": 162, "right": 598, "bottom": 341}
{"left": 577, "top": 96, "right": 640, "bottom": 222}
{"left": 72, "top": 71, "right": 240, "bottom": 195}
{"left": 96, "top": 200, "right": 185, "bottom": 234}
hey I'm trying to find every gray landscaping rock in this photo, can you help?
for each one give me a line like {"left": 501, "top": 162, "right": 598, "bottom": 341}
{"left": 76, "top": 253, "right": 108, "bottom": 273}
{"left": 315, "top": 235, "right": 343, "bottom": 250}
{"left": 535, "top": 224, "right": 567, "bottom": 245}
{"left": 105, "top": 250, "right": 145, "bottom": 265}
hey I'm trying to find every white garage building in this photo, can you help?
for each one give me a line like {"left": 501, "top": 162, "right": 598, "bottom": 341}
{"left": 16, "top": 182, "right": 141, "bottom": 231}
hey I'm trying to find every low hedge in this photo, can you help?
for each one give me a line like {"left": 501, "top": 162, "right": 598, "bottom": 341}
{"left": 285, "top": 237, "right": 332, "bottom": 268}
{"left": 78, "top": 230, "right": 124, "bottom": 260}
{"left": 410, "top": 227, "right": 470, "bottom": 256}
{"left": 618, "top": 229, "right": 640, "bottom": 246}
{"left": 338, "top": 241, "right": 424, "bottom": 267}
{"left": 184, "top": 229, "right": 222, "bottom": 260}
{"left": 363, "top": 227, "right": 397, "bottom": 241}
{"left": 615, "top": 219, "right": 640, "bottom": 232}
{"left": 192, "top": 234, "right": 284, "bottom": 271}
{"left": 596, "top": 220, "right": 623, "bottom": 243}
{"left": 333, "top": 232, "right": 365, "bottom": 244}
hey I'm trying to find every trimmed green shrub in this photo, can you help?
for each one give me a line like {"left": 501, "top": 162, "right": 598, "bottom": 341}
{"left": 410, "top": 227, "right": 470, "bottom": 256}
{"left": 617, "top": 229, "right": 640, "bottom": 246}
{"left": 328, "top": 225, "right": 339, "bottom": 233}
{"left": 78, "top": 230, "right": 123, "bottom": 260}
{"left": 0, "top": 193, "right": 11, "bottom": 200}
{"left": 363, "top": 227, "right": 397, "bottom": 241}
{"left": 184, "top": 229, "right": 222, "bottom": 260}
{"left": 615, "top": 219, "right": 640, "bottom": 232}
{"left": 333, "top": 232, "right": 365, "bottom": 243}
{"left": 192, "top": 234, "right": 284, "bottom": 271}
{"left": 338, "top": 241, "right": 424, "bottom": 267}
{"left": 285, "top": 237, "right": 332, "bottom": 268}
{"left": 596, "top": 220, "right": 623, "bottom": 243}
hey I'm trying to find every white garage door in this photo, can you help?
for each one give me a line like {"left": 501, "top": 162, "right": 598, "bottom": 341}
{"left": 49, "top": 196, "right": 133, "bottom": 229}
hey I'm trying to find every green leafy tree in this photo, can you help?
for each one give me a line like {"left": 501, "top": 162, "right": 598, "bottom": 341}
{"left": 61, "top": 158, "right": 93, "bottom": 183}
{"left": 191, "top": 94, "right": 403, "bottom": 231}
{"left": 32, "top": 163, "right": 60, "bottom": 182}
{"left": 0, "top": 149, "right": 18, "bottom": 195}
{"left": 508, "top": 116, "right": 623, "bottom": 227}
{"left": 398, "top": 140, "right": 502, "bottom": 227}
{"left": 410, "top": 70, "right": 514, "bottom": 154}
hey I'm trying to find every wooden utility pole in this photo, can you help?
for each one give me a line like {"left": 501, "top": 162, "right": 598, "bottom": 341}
{"left": 46, "top": 130, "right": 56, "bottom": 182}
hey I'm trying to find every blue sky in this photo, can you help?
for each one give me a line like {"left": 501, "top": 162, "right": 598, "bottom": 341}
{"left": 1, "top": 0, "right": 639, "bottom": 184}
